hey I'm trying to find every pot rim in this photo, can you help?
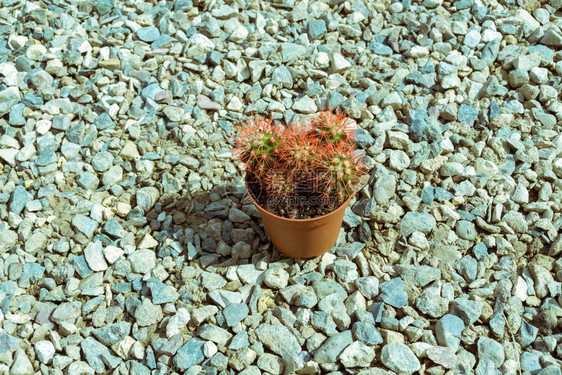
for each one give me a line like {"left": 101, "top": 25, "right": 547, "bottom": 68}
{"left": 245, "top": 175, "right": 353, "bottom": 223}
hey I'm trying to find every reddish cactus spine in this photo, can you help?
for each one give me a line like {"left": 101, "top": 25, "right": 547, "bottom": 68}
{"left": 231, "top": 108, "right": 367, "bottom": 212}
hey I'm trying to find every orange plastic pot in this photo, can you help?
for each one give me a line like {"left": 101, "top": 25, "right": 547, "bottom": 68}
{"left": 245, "top": 179, "right": 351, "bottom": 259}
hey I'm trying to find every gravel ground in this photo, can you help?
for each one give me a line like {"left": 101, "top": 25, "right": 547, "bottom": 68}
{"left": 0, "top": 0, "right": 561, "bottom": 374}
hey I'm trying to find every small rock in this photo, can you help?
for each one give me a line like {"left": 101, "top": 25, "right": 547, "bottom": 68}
{"left": 263, "top": 268, "right": 289, "bottom": 289}
{"left": 477, "top": 337, "right": 505, "bottom": 368}
{"left": 314, "top": 330, "right": 353, "bottom": 364}
{"left": 399, "top": 212, "right": 436, "bottom": 236}
{"left": 34, "top": 340, "right": 55, "bottom": 364}
{"left": 436, "top": 314, "right": 465, "bottom": 351}
{"left": 379, "top": 278, "right": 408, "bottom": 308}
{"left": 134, "top": 298, "right": 163, "bottom": 327}
{"left": 128, "top": 249, "right": 156, "bottom": 274}
{"left": 11, "top": 349, "right": 34, "bottom": 375}
{"left": 84, "top": 241, "right": 108, "bottom": 272}
{"left": 339, "top": 341, "right": 375, "bottom": 368}
{"left": 381, "top": 343, "right": 421, "bottom": 373}
{"left": 374, "top": 174, "right": 396, "bottom": 205}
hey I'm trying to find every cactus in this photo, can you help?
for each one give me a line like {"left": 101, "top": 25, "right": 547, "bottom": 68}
{"left": 314, "top": 141, "right": 365, "bottom": 204}
{"left": 263, "top": 169, "right": 297, "bottom": 201}
{"left": 278, "top": 125, "right": 319, "bottom": 171}
{"left": 232, "top": 108, "right": 367, "bottom": 217}
{"left": 231, "top": 115, "right": 282, "bottom": 177}
{"left": 310, "top": 108, "right": 357, "bottom": 146}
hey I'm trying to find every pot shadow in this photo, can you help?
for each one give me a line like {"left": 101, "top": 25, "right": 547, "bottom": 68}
{"left": 153, "top": 177, "right": 301, "bottom": 272}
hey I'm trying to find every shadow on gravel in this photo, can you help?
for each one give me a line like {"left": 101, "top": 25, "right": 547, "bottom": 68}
{"left": 155, "top": 178, "right": 294, "bottom": 272}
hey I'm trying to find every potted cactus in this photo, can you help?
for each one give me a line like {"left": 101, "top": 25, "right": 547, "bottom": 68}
{"left": 231, "top": 109, "right": 367, "bottom": 258}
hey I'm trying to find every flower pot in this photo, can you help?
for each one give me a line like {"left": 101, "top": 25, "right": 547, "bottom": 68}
{"left": 245, "top": 178, "right": 351, "bottom": 259}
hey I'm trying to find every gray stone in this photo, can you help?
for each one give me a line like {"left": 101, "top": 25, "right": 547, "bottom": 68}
{"left": 34, "top": 340, "right": 55, "bottom": 364}
{"left": 72, "top": 214, "right": 98, "bottom": 237}
{"left": 174, "top": 338, "right": 205, "bottom": 370}
{"left": 458, "top": 104, "right": 478, "bottom": 125}
{"left": 333, "top": 259, "right": 359, "bottom": 283}
{"left": 314, "top": 330, "right": 353, "bottom": 363}
{"left": 84, "top": 241, "right": 108, "bottom": 272}
{"left": 374, "top": 174, "right": 396, "bottom": 204}
{"left": 198, "top": 324, "right": 232, "bottom": 345}
{"left": 293, "top": 96, "right": 317, "bottom": 114}
{"left": 228, "top": 208, "right": 250, "bottom": 223}
{"left": 19, "top": 263, "right": 45, "bottom": 288}
{"left": 395, "top": 265, "right": 441, "bottom": 287}
{"left": 147, "top": 278, "right": 179, "bottom": 304}
{"left": 81, "top": 337, "right": 121, "bottom": 373}
{"left": 136, "top": 187, "right": 160, "bottom": 213}
{"left": 456, "top": 220, "right": 477, "bottom": 240}
{"left": 416, "top": 286, "right": 448, "bottom": 318}
{"left": 92, "top": 322, "right": 131, "bottom": 345}
{"left": 398, "top": 212, "right": 436, "bottom": 236}
{"left": 102, "top": 166, "right": 123, "bottom": 185}
{"left": 0, "top": 332, "right": 20, "bottom": 354}
{"left": 0, "top": 87, "right": 20, "bottom": 116}
{"left": 11, "top": 349, "right": 34, "bottom": 375}
{"left": 103, "top": 219, "right": 125, "bottom": 238}
{"left": 9, "top": 103, "right": 26, "bottom": 126}
{"left": 389, "top": 150, "right": 410, "bottom": 171}
{"left": 426, "top": 346, "right": 457, "bottom": 369}
{"left": 134, "top": 298, "right": 162, "bottom": 326}
{"left": 379, "top": 278, "right": 408, "bottom": 308}
{"left": 0, "top": 230, "right": 17, "bottom": 252}
{"left": 128, "top": 249, "right": 156, "bottom": 274}
{"left": 538, "top": 366, "right": 562, "bottom": 375}
{"left": 502, "top": 211, "right": 528, "bottom": 233}
{"left": 311, "top": 311, "right": 338, "bottom": 336}
{"left": 451, "top": 298, "right": 483, "bottom": 325}
{"left": 25, "top": 232, "right": 47, "bottom": 255}
{"left": 436, "top": 314, "right": 465, "bottom": 351}
{"left": 51, "top": 302, "right": 80, "bottom": 324}
{"left": 91, "top": 151, "right": 114, "bottom": 172}
{"left": 518, "top": 320, "right": 538, "bottom": 348}
{"left": 229, "top": 330, "right": 249, "bottom": 350}
{"left": 137, "top": 27, "right": 160, "bottom": 42}
{"left": 255, "top": 324, "right": 301, "bottom": 358}
{"left": 257, "top": 353, "right": 284, "bottom": 375}
{"left": 355, "top": 277, "right": 379, "bottom": 299}
{"left": 272, "top": 66, "right": 293, "bottom": 88}
{"left": 340, "top": 341, "right": 375, "bottom": 368}
{"left": 541, "top": 29, "right": 562, "bottom": 46}
{"left": 457, "top": 256, "right": 477, "bottom": 282}
{"left": 263, "top": 268, "right": 289, "bottom": 289}
{"left": 223, "top": 303, "right": 249, "bottom": 327}
{"left": 352, "top": 321, "right": 383, "bottom": 345}
{"left": 381, "top": 343, "right": 420, "bottom": 373}
{"left": 10, "top": 186, "right": 32, "bottom": 215}
{"left": 477, "top": 337, "right": 505, "bottom": 368}
{"left": 308, "top": 20, "right": 327, "bottom": 39}
{"left": 36, "top": 148, "right": 57, "bottom": 166}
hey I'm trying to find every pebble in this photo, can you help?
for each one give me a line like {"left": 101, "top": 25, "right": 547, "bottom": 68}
{"left": 313, "top": 330, "right": 353, "bottom": 364}
{"left": 174, "top": 338, "right": 206, "bottom": 370}
{"left": 11, "top": 349, "right": 34, "bottom": 375}
{"left": 84, "top": 241, "right": 108, "bottom": 272}
{"left": 128, "top": 250, "right": 156, "bottom": 274}
{"left": 477, "top": 337, "right": 505, "bottom": 368}
{"left": 379, "top": 278, "right": 408, "bottom": 308}
{"left": 34, "top": 340, "right": 55, "bottom": 364}
{"left": 381, "top": 343, "right": 421, "bottom": 373}
{"left": 436, "top": 314, "right": 466, "bottom": 351}
{"left": 340, "top": 341, "right": 375, "bottom": 367}
{"left": 399, "top": 212, "right": 436, "bottom": 236}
